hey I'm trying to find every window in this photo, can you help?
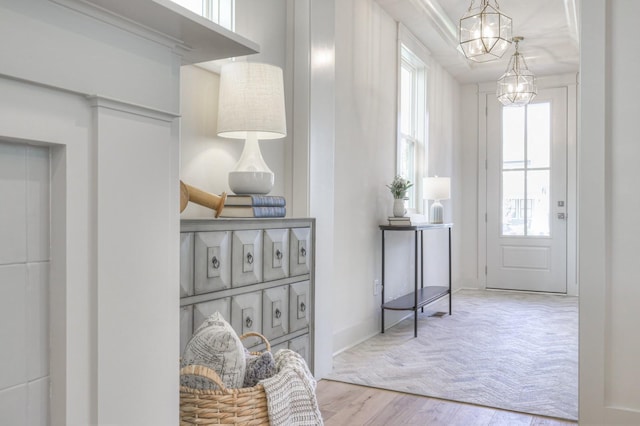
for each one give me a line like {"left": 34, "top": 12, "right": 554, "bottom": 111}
{"left": 398, "top": 43, "right": 428, "bottom": 211}
{"left": 170, "top": 0, "right": 235, "bottom": 30}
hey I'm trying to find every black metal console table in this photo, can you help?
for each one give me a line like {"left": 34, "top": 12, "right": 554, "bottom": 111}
{"left": 379, "top": 223, "right": 452, "bottom": 337}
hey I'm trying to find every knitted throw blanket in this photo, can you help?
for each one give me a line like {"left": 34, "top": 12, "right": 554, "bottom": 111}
{"left": 260, "top": 349, "right": 324, "bottom": 426}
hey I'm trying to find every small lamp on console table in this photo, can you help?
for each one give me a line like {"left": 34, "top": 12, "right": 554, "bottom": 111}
{"left": 424, "top": 176, "right": 450, "bottom": 224}
{"left": 217, "top": 61, "right": 287, "bottom": 195}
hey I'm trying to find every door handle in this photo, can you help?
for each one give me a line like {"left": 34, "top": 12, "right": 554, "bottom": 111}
{"left": 557, "top": 213, "right": 566, "bottom": 220}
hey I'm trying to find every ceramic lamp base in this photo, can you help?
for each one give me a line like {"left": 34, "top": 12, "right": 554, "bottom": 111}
{"left": 429, "top": 200, "right": 444, "bottom": 224}
{"left": 229, "top": 171, "right": 274, "bottom": 195}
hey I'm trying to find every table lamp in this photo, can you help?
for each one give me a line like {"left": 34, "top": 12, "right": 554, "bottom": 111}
{"left": 424, "top": 177, "right": 450, "bottom": 224}
{"left": 217, "top": 62, "right": 286, "bottom": 194}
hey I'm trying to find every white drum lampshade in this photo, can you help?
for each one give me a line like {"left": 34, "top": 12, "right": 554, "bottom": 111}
{"left": 217, "top": 62, "right": 287, "bottom": 195}
{"left": 423, "top": 177, "right": 451, "bottom": 224}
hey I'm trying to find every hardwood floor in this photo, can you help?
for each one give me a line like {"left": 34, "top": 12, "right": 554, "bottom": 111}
{"left": 317, "top": 380, "right": 577, "bottom": 426}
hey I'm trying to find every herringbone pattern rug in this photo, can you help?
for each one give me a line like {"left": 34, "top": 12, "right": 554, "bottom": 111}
{"left": 327, "top": 290, "right": 578, "bottom": 420}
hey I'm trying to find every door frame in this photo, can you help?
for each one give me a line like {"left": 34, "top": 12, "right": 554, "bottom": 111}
{"left": 477, "top": 73, "right": 579, "bottom": 296}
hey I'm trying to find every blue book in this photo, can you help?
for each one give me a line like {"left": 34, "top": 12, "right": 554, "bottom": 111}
{"left": 220, "top": 206, "right": 286, "bottom": 218}
{"left": 224, "top": 195, "right": 286, "bottom": 207}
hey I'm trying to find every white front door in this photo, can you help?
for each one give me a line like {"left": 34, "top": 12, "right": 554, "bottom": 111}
{"left": 486, "top": 88, "right": 567, "bottom": 293}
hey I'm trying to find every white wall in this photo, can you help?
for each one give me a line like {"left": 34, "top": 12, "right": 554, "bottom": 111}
{"left": 425, "top": 62, "right": 462, "bottom": 294}
{"left": 0, "top": 142, "right": 50, "bottom": 426}
{"left": 459, "top": 84, "right": 480, "bottom": 288}
{"left": 179, "top": 66, "right": 244, "bottom": 218}
{"left": 579, "top": 1, "right": 640, "bottom": 423}
{"left": 0, "top": 1, "right": 183, "bottom": 424}
{"left": 331, "top": 0, "right": 398, "bottom": 352}
{"left": 331, "top": 0, "right": 462, "bottom": 353}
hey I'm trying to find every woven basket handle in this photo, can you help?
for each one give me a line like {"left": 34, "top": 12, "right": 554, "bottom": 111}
{"left": 179, "top": 364, "right": 227, "bottom": 391}
{"left": 240, "top": 332, "right": 271, "bottom": 352}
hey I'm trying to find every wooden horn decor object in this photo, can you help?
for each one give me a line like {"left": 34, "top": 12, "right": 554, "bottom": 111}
{"left": 179, "top": 180, "right": 227, "bottom": 217}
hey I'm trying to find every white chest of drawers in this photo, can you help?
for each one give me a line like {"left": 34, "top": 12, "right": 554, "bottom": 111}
{"left": 179, "top": 218, "right": 315, "bottom": 370}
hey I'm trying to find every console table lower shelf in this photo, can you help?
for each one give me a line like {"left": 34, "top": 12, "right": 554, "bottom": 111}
{"left": 382, "top": 286, "right": 449, "bottom": 311}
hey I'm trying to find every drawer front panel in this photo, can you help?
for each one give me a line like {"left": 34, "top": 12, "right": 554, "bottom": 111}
{"left": 289, "top": 227, "right": 311, "bottom": 276}
{"left": 180, "top": 233, "right": 194, "bottom": 297}
{"left": 262, "top": 285, "right": 289, "bottom": 340}
{"left": 231, "top": 292, "right": 262, "bottom": 336}
{"left": 288, "top": 334, "right": 310, "bottom": 366}
{"left": 270, "top": 342, "right": 288, "bottom": 354}
{"left": 232, "top": 230, "right": 263, "bottom": 287}
{"left": 289, "top": 281, "right": 310, "bottom": 332}
{"left": 194, "top": 231, "right": 231, "bottom": 294}
{"left": 179, "top": 305, "right": 193, "bottom": 355}
{"left": 263, "top": 229, "right": 289, "bottom": 282}
{"left": 193, "top": 298, "right": 231, "bottom": 332}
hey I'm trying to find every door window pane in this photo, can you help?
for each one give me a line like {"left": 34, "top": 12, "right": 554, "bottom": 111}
{"left": 527, "top": 170, "right": 550, "bottom": 236}
{"left": 502, "top": 107, "right": 525, "bottom": 169}
{"left": 502, "top": 170, "right": 525, "bottom": 236}
{"left": 527, "top": 103, "right": 551, "bottom": 168}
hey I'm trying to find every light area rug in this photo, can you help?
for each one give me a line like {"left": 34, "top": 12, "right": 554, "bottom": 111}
{"left": 327, "top": 289, "right": 578, "bottom": 420}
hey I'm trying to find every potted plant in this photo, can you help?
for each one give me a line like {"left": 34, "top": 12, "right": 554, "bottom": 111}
{"left": 387, "top": 175, "right": 413, "bottom": 217}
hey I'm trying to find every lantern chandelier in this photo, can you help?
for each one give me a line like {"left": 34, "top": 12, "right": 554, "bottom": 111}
{"left": 459, "top": 0, "right": 512, "bottom": 63}
{"left": 497, "top": 36, "right": 537, "bottom": 107}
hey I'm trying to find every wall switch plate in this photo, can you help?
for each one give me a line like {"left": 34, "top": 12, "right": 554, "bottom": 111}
{"left": 373, "top": 279, "right": 380, "bottom": 296}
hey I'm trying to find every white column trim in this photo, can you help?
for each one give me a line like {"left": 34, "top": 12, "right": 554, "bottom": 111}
{"left": 87, "top": 95, "right": 180, "bottom": 122}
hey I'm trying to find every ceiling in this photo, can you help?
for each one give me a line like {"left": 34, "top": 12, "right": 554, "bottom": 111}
{"left": 376, "top": 0, "right": 580, "bottom": 84}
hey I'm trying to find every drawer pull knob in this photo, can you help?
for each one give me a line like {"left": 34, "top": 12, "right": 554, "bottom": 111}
{"left": 246, "top": 253, "right": 254, "bottom": 264}
{"left": 275, "top": 308, "right": 281, "bottom": 319}
{"left": 275, "top": 249, "right": 283, "bottom": 260}
{"left": 300, "top": 302, "right": 306, "bottom": 312}
{"left": 211, "top": 256, "right": 220, "bottom": 269}
{"left": 300, "top": 247, "right": 307, "bottom": 257}
{"left": 245, "top": 317, "right": 253, "bottom": 328}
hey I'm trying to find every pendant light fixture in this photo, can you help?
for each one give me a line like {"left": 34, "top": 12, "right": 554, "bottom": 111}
{"left": 497, "top": 36, "right": 537, "bottom": 107}
{"left": 459, "top": 0, "right": 512, "bottom": 63}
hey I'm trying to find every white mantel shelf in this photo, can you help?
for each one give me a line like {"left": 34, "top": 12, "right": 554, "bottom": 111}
{"left": 51, "top": 0, "right": 260, "bottom": 64}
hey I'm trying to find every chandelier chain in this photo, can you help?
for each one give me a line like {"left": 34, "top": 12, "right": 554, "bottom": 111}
{"left": 467, "top": 0, "right": 475, "bottom": 12}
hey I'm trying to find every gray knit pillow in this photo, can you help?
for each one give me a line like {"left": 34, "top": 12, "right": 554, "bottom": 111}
{"left": 181, "top": 312, "right": 246, "bottom": 390}
{"left": 243, "top": 350, "right": 276, "bottom": 387}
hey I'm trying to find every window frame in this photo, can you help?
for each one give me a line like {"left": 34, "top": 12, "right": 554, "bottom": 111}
{"left": 170, "top": 0, "right": 235, "bottom": 30}
{"left": 397, "top": 25, "right": 429, "bottom": 213}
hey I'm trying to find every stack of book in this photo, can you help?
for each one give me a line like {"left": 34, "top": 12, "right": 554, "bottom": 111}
{"left": 220, "top": 194, "right": 286, "bottom": 218}
{"left": 387, "top": 214, "right": 427, "bottom": 226}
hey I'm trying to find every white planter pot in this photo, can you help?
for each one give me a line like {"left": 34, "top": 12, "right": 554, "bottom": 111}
{"left": 393, "top": 199, "right": 406, "bottom": 217}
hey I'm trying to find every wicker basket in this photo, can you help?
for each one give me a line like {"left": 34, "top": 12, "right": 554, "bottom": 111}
{"left": 180, "top": 332, "right": 272, "bottom": 426}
